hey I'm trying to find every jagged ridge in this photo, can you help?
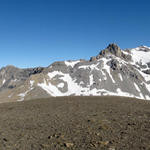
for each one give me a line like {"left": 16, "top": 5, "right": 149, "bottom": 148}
{"left": 0, "top": 43, "right": 150, "bottom": 102}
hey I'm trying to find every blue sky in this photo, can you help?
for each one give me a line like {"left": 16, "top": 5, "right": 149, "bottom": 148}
{"left": 0, "top": 0, "right": 150, "bottom": 68}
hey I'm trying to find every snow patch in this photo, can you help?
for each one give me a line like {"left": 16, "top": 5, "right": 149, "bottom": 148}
{"left": 65, "top": 60, "right": 80, "bottom": 68}
{"left": 134, "top": 83, "right": 141, "bottom": 92}
{"left": 101, "top": 70, "right": 107, "bottom": 80}
{"left": 17, "top": 82, "right": 34, "bottom": 101}
{"left": 89, "top": 74, "right": 94, "bottom": 86}
{"left": 131, "top": 47, "right": 150, "bottom": 65}
{"left": 102, "top": 58, "right": 115, "bottom": 83}
{"left": 12, "top": 79, "right": 18, "bottom": 82}
{"left": 79, "top": 81, "right": 84, "bottom": 85}
{"left": 134, "top": 83, "right": 145, "bottom": 99}
{"left": 57, "top": 83, "right": 64, "bottom": 88}
{"left": 136, "top": 69, "right": 150, "bottom": 82}
{"left": 116, "top": 88, "right": 135, "bottom": 98}
{"left": 30, "top": 80, "right": 35, "bottom": 87}
{"left": 118, "top": 73, "right": 123, "bottom": 81}
{"left": 122, "top": 50, "right": 129, "bottom": 55}
{"left": 2, "top": 79, "right": 6, "bottom": 84}
{"left": 144, "top": 83, "right": 150, "bottom": 93}
{"left": 79, "top": 64, "right": 99, "bottom": 70}
{"left": 145, "top": 95, "right": 150, "bottom": 100}
{"left": 39, "top": 71, "right": 89, "bottom": 96}
{"left": 18, "top": 90, "right": 29, "bottom": 101}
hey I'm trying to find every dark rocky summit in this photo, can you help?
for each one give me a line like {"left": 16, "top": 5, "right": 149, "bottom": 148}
{"left": 0, "top": 65, "right": 44, "bottom": 91}
{"left": 99, "top": 43, "right": 122, "bottom": 57}
{"left": 90, "top": 43, "right": 131, "bottom": 62}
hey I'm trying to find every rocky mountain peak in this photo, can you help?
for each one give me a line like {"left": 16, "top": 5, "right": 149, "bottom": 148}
{"left": 99, "top": 43, "right": 122, "bottom": 57}
{"left": 107, "top": 43, "right": 121, "bottom": 51}
{"left": 90, "top": 43, "right": 131, "bottom": 62}
{"left": 0, "top": 65, "right": 18, "bottom": 71}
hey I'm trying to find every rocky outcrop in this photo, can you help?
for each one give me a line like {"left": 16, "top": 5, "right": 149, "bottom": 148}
{"left": 99, "top": 43, "right": 122, "bottom": 57}
{"left": 90, "top": 43, "right": 131, "bottom": 62}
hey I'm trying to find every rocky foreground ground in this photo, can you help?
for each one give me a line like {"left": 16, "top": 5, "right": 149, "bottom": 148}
{"left": 0, "top": 96, "right": 150, "bottom": 150}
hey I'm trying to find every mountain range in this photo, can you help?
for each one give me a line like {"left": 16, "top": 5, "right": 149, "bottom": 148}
{"left": 0, "top": 43, "right": 150, "bottom": 103}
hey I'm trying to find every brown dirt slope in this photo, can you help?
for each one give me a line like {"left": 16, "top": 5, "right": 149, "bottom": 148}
{"left": 0, "top": 96, "right": 150, "bottom": 150}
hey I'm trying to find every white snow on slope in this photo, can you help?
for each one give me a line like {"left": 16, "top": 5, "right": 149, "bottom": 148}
{"left": 18, "top": 90, "right": 29, "bottom": 101}
{"left": 12, "top": 79, "right": 18, "bottom": 82}
{"left": 57, "top": 83, "right": 64, "bottom": 88}
{"left": 89, "top": 74, "right": 94, "bottom": 86}
{"left": 102, "top": 58, "right": 115, "bottom": 83}
{"left": 78, "top": 59, "right": 109, "bottom": 81}
{"left": 2, "top": 79, "right": 6, "bottom": 84}
{"left": 37, "top": 48, "right": 150, "bottom": 100}
{"left": 122, "top": 50, "right": 129, "bottom": 55}
{"left": 118, "top": 73, "right": 123, "bottom": 81}
{"left": 38, "top": 78, "right": 63, "bottom": 96}
{"left": 37, "top": 70, "right": 150, "bottom": 100}
{"left": 136, "top": 69, "right": 150, "bottom": 82}
{"left": 79, "top": 64, "right": 99, "bottom": 70}
{"left": 116, "top": 88, "right": 135, "bottom": 98}
{"left": 38, "top": 72, "right": 91, "bottom": 96}
{"left": 65, "top": 60, "right": 80, "bottom": 68}
{"left": 17, "top": 81, "right": 35, "bottom": 101}
{"left": 134, "top": 83, "right": 140, "bottom": 92}
{"left": 145, "top": 95, "right": 150, "bottom": 100}
{"left": 30, "top": 80, "right": 35, "bottom": 87}
{"left": 134, "top": 83, "right": 144, "bottom": 99}
{"left": 144, "top": 83, "right": 150, "bottom": 93}
{"left": 131, "top": 47, "right": 150, "bottom": 65}
{"left": 101, "top": 70, "right": 107, "bottom": 80}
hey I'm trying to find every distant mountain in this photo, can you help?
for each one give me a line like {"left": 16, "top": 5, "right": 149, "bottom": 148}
{"left": 0, "top": 43, "right": 150, "bottom": 102}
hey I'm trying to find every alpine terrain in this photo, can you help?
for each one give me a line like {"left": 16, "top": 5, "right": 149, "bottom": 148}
{"left": 0, "top": 43, "right": 150, "bottom": 102}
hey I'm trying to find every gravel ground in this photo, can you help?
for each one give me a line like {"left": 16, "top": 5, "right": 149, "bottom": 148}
{"left": 0, "top": 96, "right": 150, "bottom": 150}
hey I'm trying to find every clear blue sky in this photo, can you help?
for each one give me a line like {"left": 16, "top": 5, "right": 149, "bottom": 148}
{"left": 0, "top": 0, "right": 150, "bottom": 68}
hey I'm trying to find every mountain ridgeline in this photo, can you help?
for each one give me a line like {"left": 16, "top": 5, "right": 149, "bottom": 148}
{"left": 0, "top": 44, "right": 150, "bottom": 102}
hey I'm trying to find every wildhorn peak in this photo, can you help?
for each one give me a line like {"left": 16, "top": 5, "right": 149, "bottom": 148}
{"left": 99, "top": 43, "right": 122, "bottom": 57}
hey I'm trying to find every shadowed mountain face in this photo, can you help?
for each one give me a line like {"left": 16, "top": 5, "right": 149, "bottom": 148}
{"left": 0, "top": 43, "right": 150, "bottom": 102}
{"left": 0, "top": 66, "right": 44, "bottom": 91}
